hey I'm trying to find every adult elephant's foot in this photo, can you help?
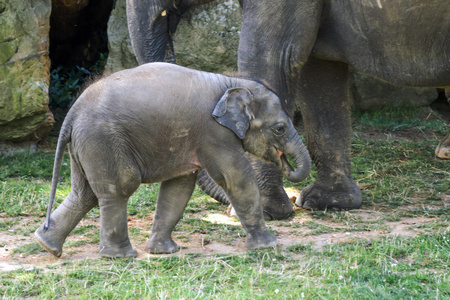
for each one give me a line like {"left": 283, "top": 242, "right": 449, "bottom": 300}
{"left": 246, "top": 229, "right": 277, "bottom": 249}
{"left": 260, "top": 185, "right": 294, "bottom": 220}
{"left": 146, "top": 235, "right": 179, "bottom": 254}
{"left": 197, "top": 160, "right": 294, "bottom": 220}
{"left": 34, "top": 225, "right": 64, "bottom": 258}
{"left": 231, "top": 190, "right": 293, "bottom": 220}
{"left": 297, "top": 179, "right": 362, "bottom": 210}
{"left": 435, "top": 133, "right": 450, "bottom": 159}
{"left": 99, "top": 240, "right": 138, "bottom": 258}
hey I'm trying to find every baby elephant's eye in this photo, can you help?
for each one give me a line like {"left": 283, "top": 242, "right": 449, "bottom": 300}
{"left": 272, "top": 124, "right": 287, "bottom": 136}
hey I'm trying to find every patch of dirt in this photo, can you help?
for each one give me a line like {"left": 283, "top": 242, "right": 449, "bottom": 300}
{"left": 1, "top": 193, "right": 447, "bottom": 271}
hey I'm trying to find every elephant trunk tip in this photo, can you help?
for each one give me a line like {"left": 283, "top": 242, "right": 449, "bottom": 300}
{"left": 280, "top": 152, "right": 311, "bottom": 183}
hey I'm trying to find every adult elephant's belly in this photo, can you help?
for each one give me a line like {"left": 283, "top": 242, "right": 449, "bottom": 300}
{"left": 312, "top": 0, "right": 450, "bottom": 87}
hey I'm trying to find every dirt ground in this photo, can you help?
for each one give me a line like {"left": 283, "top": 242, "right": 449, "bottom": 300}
{"left": 1, "top": 187, "right": 448, "bottom": 272}
{"left": 0, "top": 110, "right": 449, "bottom": 272}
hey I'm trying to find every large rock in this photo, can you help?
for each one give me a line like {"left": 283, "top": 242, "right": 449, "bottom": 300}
{"left": 0, "top": 0, "right": 54, "bottom": 155}
{"left": 105, "top": 0, "right": 437, "bottom": 109}
{"left": 173, "top": 0, "right": 241, "bottom": 73}
{"left": 104, "top": 0, "right": 138, "bottom": 74}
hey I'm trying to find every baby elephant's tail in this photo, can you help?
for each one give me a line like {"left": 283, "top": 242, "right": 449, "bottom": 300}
{"left": 43, "top": 124, "right": 71, "bottom": 232}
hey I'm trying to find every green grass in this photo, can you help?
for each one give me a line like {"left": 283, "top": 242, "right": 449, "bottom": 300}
{"left": 352, "top": 138, "right": 449, "bottom": 208}
{"left": 1, "top": 233, "right": 448, "bottom": 298}
{"left": 353, "top": 106, "right": 449, "bottom": 135}
{"left": 0, "top": 106, "right": 449, "bottom": 298}
{"left": 12, "top": 242, "right": 45, "bottom": 255}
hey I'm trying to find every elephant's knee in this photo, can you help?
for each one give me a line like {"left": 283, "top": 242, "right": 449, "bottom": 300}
{"left": 62, "top": 189, "right": 98, "bottom": 213}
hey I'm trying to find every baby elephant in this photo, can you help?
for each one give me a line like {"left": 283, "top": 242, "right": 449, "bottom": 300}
{"left": 34, "top": 62, "right": 311, "bottom": 258}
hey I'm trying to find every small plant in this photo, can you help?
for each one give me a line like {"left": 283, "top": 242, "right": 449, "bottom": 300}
{"left": 12, "top": 243, "right": 45, "bottom": 255}
{"left": 48, "top": 53, "right": 108, "bottom": 110}
{"left": 287, "top": 243, "right": 312, "bottom": 252}
{"left": 49, "top": 65, "right": 90, "bottom": 109}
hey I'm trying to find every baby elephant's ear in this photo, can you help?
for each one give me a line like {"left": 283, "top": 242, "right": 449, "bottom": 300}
{"left": 212, "top": 87, "right": 254, "bottom": 139}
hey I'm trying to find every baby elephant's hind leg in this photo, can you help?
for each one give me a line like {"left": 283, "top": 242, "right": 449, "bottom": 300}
{"left": 147, "top": 172, "right": 198, "bottom": 254}
{"left": 34, "top": 163, "right": 98, "bottom": 257}
{"left": 88, "top": 161, "right": 141, "bottom": 258}
{"left": 98, "top": 195, "right": 138, "bottom": 258}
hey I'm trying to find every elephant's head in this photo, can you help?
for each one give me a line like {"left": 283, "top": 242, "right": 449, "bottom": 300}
{"left": 126, "top": 0, "right": 215, "bottom": 64}
{"left": 213, "top": 84, "right": 311, "bottom": 183}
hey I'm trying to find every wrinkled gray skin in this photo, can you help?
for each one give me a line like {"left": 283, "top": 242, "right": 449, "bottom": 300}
{"left": 127, "top": 0, "right": 450, "bottom": 215}
{"left": 34, "top": 63, "right": 311, "bottom": 258}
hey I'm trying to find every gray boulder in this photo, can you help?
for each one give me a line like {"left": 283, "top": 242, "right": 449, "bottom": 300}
{"left": 104, "top": 0, "right": 138, "bottom": 74}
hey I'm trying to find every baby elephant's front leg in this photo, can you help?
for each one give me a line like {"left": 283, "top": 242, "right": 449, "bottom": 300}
{"left": 228, "top": 181, "right": 277, "bottom": 249}
{"left": 209, "top": 159, "right": 277, "bottom": 249}
{"left": 147, "top": 172, "right": 198, "bottom": 254}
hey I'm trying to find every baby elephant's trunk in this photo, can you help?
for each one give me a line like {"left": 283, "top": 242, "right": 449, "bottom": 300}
{"left": 280, "top": 131, "right": 311, "bottom": 183}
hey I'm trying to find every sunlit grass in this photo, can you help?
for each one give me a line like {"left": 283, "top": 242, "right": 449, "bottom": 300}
{"left": 1, "top": 233, "right": 448, "bottom": 298}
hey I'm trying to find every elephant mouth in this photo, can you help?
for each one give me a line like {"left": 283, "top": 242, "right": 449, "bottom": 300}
{"left": 276, "top": 149, "right": 284, "bottom": 157}
{"left": 275, "top": 148, "right": 289, "bottom": 171}
{"left": 257, "top": 147, "right": 282, "bottom": 171}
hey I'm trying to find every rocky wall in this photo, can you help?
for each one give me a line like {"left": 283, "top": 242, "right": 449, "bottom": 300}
{"left": 0, "top": 0, "right": 54, "bottom": 155}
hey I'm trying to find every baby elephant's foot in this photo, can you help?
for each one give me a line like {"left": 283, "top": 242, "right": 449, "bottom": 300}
{"left": 34, "top": 225, "right": 64, "bottom": 258}
{"left": 246, "top": 229, "right": 277, "bottom": 249}
{"left": 146, "top": 235, "right": 179, "bottom": 254}
{"left": 99, "top": 241, "right": 138, "bottom": 258}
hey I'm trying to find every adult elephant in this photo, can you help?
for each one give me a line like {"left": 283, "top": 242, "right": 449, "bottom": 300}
{"left": 127, "top": 0, "right": 450, "bottom": 216}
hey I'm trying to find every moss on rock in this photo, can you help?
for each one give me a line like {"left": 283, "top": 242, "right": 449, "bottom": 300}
{"left": 174, "top": 0, "right": 241, "bottom": 73}
{"left": 0, "top": 0, "right": 54, "bottom": 154}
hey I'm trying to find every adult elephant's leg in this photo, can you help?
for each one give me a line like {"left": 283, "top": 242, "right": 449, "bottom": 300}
{"left": 34, "top": 162, "right": 98, "bottom": 257}
{"left": 296, "top": 57, "right": 362, "bottom": 210}
{"left": 235, "top": 1, "right": 323, "bottom": 217}
{"left": 197, "top": 155, "right": 293, "bottom": 220}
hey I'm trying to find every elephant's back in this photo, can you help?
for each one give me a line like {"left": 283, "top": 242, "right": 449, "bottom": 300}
{"left": 66, "top": 62, "right": 227, "bottom": 152}
{"left": 109, "top": 62, "right": 223, "bottom": 90}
